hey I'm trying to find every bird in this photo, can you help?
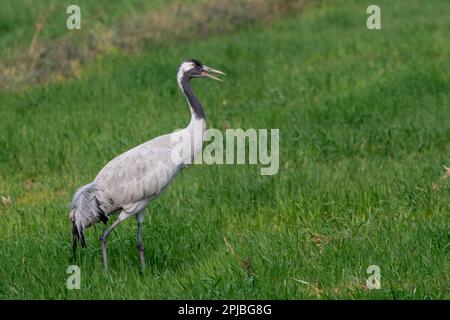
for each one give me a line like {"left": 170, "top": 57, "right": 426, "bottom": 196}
{"left": 69, "top": 59, "right": 225, "bottom": 272}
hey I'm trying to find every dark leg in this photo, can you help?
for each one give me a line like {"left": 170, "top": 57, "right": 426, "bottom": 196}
{"left": 100, "top": 218, "right": 123, "bottom": 272}
{"left": 136, "top": 211, "right": 145, "bottom": 273}
{"left": 72, "top": 234, "right": 77, "bottom": 257}
{"left": 72, "top": 222, "right": 79, "bottom": 256}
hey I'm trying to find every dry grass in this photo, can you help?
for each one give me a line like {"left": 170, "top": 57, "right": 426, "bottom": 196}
{"left": 0, "top": 0, "right": 310, "bottom": 89}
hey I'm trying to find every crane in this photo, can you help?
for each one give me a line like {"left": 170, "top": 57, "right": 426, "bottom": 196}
{"left": 69, "top": 59, "right": 225, "bottom": 272}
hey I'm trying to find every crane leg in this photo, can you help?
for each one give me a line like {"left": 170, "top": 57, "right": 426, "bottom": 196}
{"left": 99, "top": 215, "right": 127, "bottom": 272}
{"left": 136, "top": 211, "right": 146, "bottom": 273}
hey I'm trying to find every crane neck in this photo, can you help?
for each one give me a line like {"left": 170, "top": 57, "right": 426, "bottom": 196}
{"left": 177, "top": 72, "right": 205, "bottom": 120}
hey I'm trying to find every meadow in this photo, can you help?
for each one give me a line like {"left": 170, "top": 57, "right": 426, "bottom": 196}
{"left": 0, "top": 0, "right": 449, "bottom": 299}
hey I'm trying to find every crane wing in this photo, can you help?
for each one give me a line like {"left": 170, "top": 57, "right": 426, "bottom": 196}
{"left": 94, "top": 136, "right": 184, "bottom": 210}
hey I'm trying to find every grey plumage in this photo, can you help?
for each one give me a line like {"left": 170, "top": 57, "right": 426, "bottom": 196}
{"left": 69, "top": 59, "right": 225, "bottom": 272}
{"left": 69, "top": 137, "right": 180, "bottom": 250}
{"left": 70, "top": 183, "right": 108, "bottom": 249}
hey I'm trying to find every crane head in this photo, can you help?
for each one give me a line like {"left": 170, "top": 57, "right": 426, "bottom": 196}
{"left": 179, "top": 59, "right": 225, "bottom": 82}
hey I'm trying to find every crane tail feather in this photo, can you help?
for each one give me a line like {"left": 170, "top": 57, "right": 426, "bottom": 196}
{"left": 69, "top": 183, "right": 107, "bottom": 250}
{"left": 72, "top": 222, "right": 78, "bottom": 255}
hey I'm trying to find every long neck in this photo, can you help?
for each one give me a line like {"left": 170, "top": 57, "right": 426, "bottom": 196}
{"left": 178, "top": 73, "right": 205, "bottom": 120}
{"left": 176, "top": 71, "right": 206, "bottom": 163}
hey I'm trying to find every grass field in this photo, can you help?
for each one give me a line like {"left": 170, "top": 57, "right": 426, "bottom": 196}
{"left": 0, "top": 0, "right": 449, "bottom": 299}
{"left": 0, "top": 0, "right": 190, "bottom": 58}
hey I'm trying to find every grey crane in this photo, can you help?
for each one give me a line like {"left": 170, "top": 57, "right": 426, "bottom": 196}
{"left": 69, "top": 59, "right": 225, "bottom": 272}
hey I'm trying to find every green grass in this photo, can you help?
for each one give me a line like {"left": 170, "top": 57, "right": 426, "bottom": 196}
{"left": 0, "top": 0, "right": 449, "bottom": 299}
{"left": 0, "top": 0, "right": 200, "bottom": 60}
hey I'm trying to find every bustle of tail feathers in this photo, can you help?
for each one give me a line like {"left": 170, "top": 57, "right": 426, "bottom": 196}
{"left": 69, "top": 183, "right": 109, "bottom": 252}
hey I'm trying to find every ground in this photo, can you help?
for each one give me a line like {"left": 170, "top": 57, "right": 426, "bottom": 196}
{"left": 0, "top": 0, "right": 449, "bottom": 299}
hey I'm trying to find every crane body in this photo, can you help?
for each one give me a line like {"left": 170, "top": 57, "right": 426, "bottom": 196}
{"left": 69, "top": 59, "right": 224, "bottom": 272}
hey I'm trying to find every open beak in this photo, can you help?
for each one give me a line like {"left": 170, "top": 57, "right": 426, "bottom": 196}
{"left": 202, "top": 65, "right": 225, "bottom": 82}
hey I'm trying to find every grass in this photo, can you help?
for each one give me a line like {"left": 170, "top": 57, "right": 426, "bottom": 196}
{"left": 0, "top": 0, "right": 449, "bottom": 299}
{"left": 0, "top": 0, "right": 191, "bottom": 57}
{"left": 0, "top": 0, "right": 303, "bottom": 88}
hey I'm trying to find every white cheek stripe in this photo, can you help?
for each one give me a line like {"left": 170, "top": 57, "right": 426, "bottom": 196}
{"left": 180, "top": 62, "right": 195, "bottom": 72}
{"left": 177, "top": 62, "right": 196, "bottom": 90}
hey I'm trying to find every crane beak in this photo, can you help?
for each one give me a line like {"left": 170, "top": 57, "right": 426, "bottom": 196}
{"left": 202, "top": 66, "right": 225, "bottom": 82}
